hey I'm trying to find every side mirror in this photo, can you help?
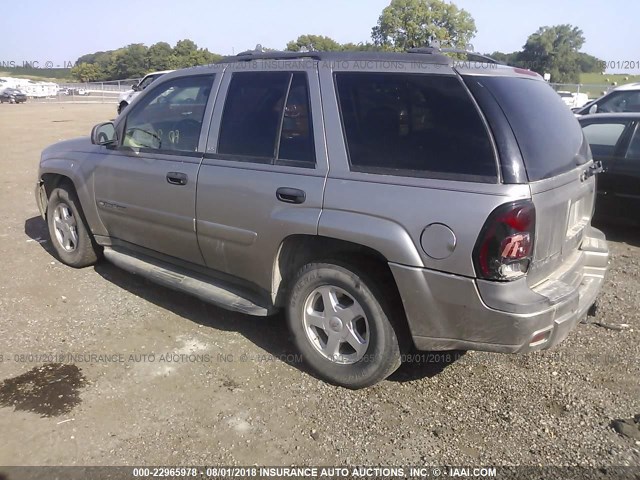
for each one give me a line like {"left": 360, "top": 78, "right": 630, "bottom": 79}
{"left": 132, "top": 84, "right": 140, "bottom": 92}
{"left": 589, "top": 104, "right": 598, "bottom": 114}
{"left": 91, "top": 122, "right": 116, "bottom": 145}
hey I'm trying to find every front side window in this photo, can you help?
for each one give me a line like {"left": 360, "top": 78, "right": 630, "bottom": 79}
{"left": 217, "top": 72, "right": 315, "bottom": 166}
{"left": 626, "top": 125, "right": 640, "bottom": 160}
{"left": 335, "top": 73, "right": 497, "bottom": 181}
{"left": 597, "top": 91, "right": 640, "bottom": 113}
{"left": 123, "top": 75, "right": 214, "bottom": 152}
{"left": 582, "top": 122, "right": 627, "bottom": 159}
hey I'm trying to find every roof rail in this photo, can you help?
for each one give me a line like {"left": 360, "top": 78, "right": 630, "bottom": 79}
{"left": 225, "top": 50, "right": 322, "bottom": 63}
{"left": 236, "top": 44, "right": 267, "bottom": 56}
{"left": 439, "top": 48, "right": 501, "bottom": 64}
{"left": 406, "top": 47, "right": 440, "bottom": 55}
{"left": 217, "top": 49, "right": 452, "bottom": 65}
{"left": 408, "top": 45, "right": 500, "bottom": 64}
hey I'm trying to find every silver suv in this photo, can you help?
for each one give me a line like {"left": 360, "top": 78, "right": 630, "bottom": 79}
{"left": 35, "top": 50, "right": 609, "bottom": 388}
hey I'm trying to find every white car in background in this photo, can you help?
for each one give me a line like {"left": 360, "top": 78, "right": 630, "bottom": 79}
{"left": 574, "top": 82, "right": 640, "bottom": 115}
{"left": 117, "top": 70, "right": 174, "bottom": 114}
{"left": 557, "top": 90, "right": 590, "bottom": 109}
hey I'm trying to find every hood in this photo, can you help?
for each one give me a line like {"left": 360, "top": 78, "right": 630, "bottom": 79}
{"left": 118, "top": 89, "right": 135, "bottom": 103}
{"left": 41, "top": 136, "right": 95, "bottom": 159}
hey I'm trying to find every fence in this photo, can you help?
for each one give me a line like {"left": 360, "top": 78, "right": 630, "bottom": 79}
{"left": 550, "top": 83, "right": 613, "bottom": 99}
{"left": 25, "top": 78, "right": 141, "bottom": 104}
{"left": 16, "top": 80, "right": 621, "bottom": 106}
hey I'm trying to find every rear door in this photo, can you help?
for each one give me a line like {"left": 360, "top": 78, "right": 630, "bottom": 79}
{"left": 465, "top": 74, "right": 596, "bottom": 285}
{"left": 195, "top": 64, "right": 328, "bottom": 292}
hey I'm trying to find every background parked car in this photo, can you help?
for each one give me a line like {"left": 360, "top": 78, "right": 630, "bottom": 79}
{"left": 579, "top": 112, "right": 640, "bottom": 223}
{"left": 0, "top": 88, "right": 27, "bottom": 104}
{"left": 558, "top": 90, "right": 590, "bottom": 109}
{"left": 117, "top": 70, "right": 174, "bottom": 114}
{"left": 67, "top": 88, "right": 89, "bottom": 96}
{"left": 575, "top": 82, "right": 640, "bottom": 115}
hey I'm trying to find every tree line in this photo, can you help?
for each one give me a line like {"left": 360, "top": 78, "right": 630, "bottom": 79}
{"left": 489, "top": 25, "right": 603, "bottom": 83}
{"left": 70, "top": 39, "right": 222, "bottom": 82}
{"left": 71, "top": 0, "right": 603, "bottom": 83}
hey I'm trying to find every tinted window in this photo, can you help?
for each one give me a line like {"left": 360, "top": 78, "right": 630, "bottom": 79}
{"left": 470, "top": 76, "right": 585, "bottom": 181}
{"left": 138, "top": 74, "right": 161, "bottom": 90}
{"left": 277, "top": 73, "right": 315, "bottom": 165}
{"left": 597, "top": 91, "right": 640, "bottom": 113}
{"left": 626, "top": 126, "right": 640, "bottom": 160}
{"left": 123, "top": 75, "right": 213, "bottom": 152}
{"left": 582, "top": 123, "right": 627, "bottom": 159}
{"left": 218, "top": 72, "right": 315, "bottom": 165}
{"left": 335, "top": 73, "right": 496, "bottom": 181}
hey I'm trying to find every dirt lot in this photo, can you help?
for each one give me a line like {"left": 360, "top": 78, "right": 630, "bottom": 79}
{"left": 0, "top": 103, "right": 638, "bottom": 469}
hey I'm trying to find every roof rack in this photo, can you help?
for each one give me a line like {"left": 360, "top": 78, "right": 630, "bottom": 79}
{"left": 219, "top": 49, "right": 453, "bottom": 65}
{"left": 409, "top": 44, "right": 500, "bottom": 64}
{"left": 438, "top": 48, "right": 501, "bottom": 64}
{"left": 406, "top": 47, "right": 440, "bottom": 55}
{"left": 236, "top": 44, "right": 268, "bottom": 56}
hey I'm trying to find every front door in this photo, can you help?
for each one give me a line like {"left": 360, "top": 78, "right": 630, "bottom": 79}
{"left": 581, "top": 120, "right": 634, "bottom": 219}
{"left": 94, "top": 74, "right": 216, "bottom": 265}
{"left": 609, "top": 122, "right": 640, "bottom": 216}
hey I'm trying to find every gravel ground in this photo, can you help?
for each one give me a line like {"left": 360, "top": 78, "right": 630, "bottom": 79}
{"left": 0, "top": 103, "right": 638, "bottom": 469}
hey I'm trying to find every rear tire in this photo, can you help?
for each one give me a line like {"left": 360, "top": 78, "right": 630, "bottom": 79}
{"left": 287, "top": 261, "right": 406, "bottom": 389}
{"left": 46, "top": 185, "right": 101, "bottom": 268}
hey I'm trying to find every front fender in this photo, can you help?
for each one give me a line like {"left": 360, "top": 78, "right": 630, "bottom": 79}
{"left": 38, "top": 149, "right": 106, "bottom": 236}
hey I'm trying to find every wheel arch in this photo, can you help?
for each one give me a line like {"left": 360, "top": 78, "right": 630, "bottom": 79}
{"left": 38, "top": 164, "right": 105, "bottom": 237}
{"left": 272, "top": 235, "right": 400, "bottom": 308}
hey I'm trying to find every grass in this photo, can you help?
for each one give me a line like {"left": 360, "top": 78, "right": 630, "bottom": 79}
{"left": 557, "top": 73, "right": 640, "bottom": 98}
{"left": 0, "top": 68, "right": 72, "bottom": 82}
{"left": 1, "top": 68, "right": 638, "bottom": 99}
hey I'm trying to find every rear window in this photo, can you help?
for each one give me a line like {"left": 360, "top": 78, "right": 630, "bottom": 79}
{"left": 467, "top": 76, "right": 585, "bottom": 181}
{"left": 335, "top": 73, "right": 497, "bottom": 182}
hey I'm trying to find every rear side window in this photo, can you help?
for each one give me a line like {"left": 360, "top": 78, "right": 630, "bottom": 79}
{"left": 218, "top": 72, "right": 315, "bottom": 166}
{"left": 468, "top": 76, "right": 585, "bottom": 181}
{"left": 335, "top": 73, "right": 497, "bottom": 181}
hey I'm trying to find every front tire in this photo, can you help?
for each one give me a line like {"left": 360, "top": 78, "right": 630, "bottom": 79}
{"left": 117, "top": 101, "right": 128, "bottom": 115}
{"left": 287, "top": 261, "right": 406, "bottom": 389}
{"left": 46, "top": 185, "right": 101, "bottom": 268}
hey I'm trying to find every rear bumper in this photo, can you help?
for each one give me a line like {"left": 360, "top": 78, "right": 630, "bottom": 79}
{"left": 391, "top": 226, "right": 609, "bottom": 353}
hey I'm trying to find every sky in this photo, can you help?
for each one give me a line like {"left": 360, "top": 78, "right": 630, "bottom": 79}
{"left": 0, "top": 0, "right": 638, "bottom": 73}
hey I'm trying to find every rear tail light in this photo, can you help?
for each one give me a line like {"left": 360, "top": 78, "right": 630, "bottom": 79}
{"left": 473, "top": 201, "right": 536, "bottom": 281}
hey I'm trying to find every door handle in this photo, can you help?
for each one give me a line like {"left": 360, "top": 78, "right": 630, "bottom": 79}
{"left": 276, "top": 187, "right": 306, "bottom": 204}
{"left": 167, "top": 172, "right": 188, "bottom": 186}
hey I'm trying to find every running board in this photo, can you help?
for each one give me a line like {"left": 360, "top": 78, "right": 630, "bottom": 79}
{"left": 103, "top": 247, "right": 272, "bottom": 316}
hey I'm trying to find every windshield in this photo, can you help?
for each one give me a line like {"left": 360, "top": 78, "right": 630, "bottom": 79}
{"left": 138, "top": 74, "right": 160, "bottom": 90}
